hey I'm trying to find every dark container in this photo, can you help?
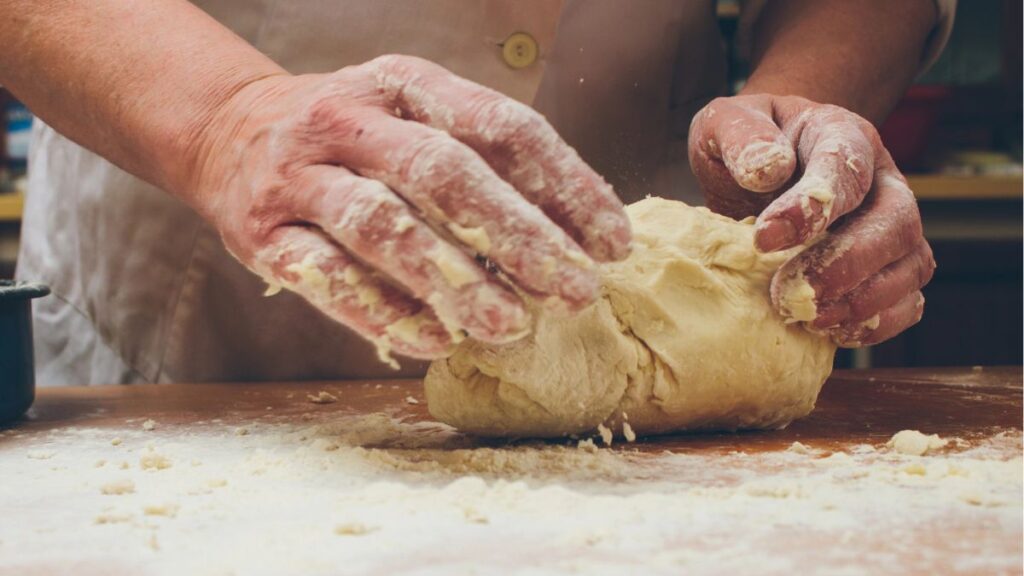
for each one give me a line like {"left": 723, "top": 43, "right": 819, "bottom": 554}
{"left": 0, "top": 280, "right": 49, "bottom": 423}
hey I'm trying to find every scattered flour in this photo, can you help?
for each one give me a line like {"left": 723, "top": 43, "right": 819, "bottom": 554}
{"left": 2, "top": 416, "right": 1020, "bottom": 575}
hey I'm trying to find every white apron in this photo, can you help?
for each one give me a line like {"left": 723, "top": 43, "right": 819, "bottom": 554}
{"left": 17, "top": 0, "right": 730, "bottom": 385}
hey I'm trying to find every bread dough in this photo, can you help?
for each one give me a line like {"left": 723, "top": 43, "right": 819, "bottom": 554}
{"left": 424, "top": 198, "right": 836, "bottom": 438}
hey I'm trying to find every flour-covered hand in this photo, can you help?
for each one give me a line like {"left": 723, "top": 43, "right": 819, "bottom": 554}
{"left": 688, "top": 94, "right": 934, "bottom": 347}
{"left": 187, "top": 55, "right": 632, "bottom": 363}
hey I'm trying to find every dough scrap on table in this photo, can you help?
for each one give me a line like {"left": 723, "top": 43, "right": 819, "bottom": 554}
{"left": 887, "top": 429, "right": 949, "bottom": 456}
{"left": 425, "top": 197, "right": 836, "bottom": 438}
{"left": 307, "top": 390, "right": 339, "bottom": 404}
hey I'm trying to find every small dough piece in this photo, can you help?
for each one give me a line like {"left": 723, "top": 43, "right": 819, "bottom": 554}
{"left": 100, "top": 479, "right": 135, "bottom": 495}
{"left": 887, "top": 430, "right": 948, "bottom": 456}
{"left": 307, "top": 391, "right": 339, "bottom": 404}
{"left": 425, "top": 198, "right": 836, "bottom": 438}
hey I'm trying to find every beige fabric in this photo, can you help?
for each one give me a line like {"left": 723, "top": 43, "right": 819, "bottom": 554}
{"left": 16, "top": 1, "right": 948, "bottom": 386}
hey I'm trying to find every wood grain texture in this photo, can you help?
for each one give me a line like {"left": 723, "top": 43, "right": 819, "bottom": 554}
{"left": 10, "top": 366, "right": 1022, "bottom": 450}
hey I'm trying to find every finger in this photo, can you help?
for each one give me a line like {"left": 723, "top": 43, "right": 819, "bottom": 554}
{"left": 291, "top": 165, "right": 529, "bottom": 344}
{"left": 770, "top": 172, "right": 922, "bottom": 323}
{"left": 755, "top": 107, "right": 876, "bottom": 252}
{"left": 310, "top": 105, "right": 600, "bottom": 311}
{"left": 813, "top": 241, "right": 935, "bottom": 329}
{"left": 688, "top": 118, "right": 779, "bottom": 220}
{"left": 690, "top": 97, "right": 797, "bottom": 194}
{"left": 828, "top": 291, "right": 926, "bottom": 348}
{"left": 369, "top": 55, "right": 631, "bottom": 262}
{"left": 251, "top": 226, "right": 455, "bottom": 365}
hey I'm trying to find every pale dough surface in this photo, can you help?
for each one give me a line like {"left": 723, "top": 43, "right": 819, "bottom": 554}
{"left": 425, "top": 197, "right": 837, "bottom": 438}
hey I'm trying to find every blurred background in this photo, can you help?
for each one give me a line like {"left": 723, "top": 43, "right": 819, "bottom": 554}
{"left": 1, "top": 0, "right": 1020, "bottom": 369}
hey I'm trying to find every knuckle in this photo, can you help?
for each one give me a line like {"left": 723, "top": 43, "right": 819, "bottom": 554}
{"left": 301, "top": 91, "right": 367, "bottom": 142}
{"left": 231, "top": 182, "right": 294, "bottom": 252}
{"left": 466, "top": 93, "right": 547, "bottom": 146}
{"left": 365, "top": 54, "right": 419, "bottom": 75}
{"left": 916, "top": 243, "right": 937, "bottom": 286}
{"left": 336, "top": 182, "right": 406, "bottom": 243}
{"left": 399, "top": 134, "right": 468, "bottom": 192}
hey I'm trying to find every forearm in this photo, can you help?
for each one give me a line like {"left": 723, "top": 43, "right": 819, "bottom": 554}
{"left": 742, "top": 0, "right": 938, "bottom": 125}
{"left": 0, "top": 0, "right": 285, "bottom": 195}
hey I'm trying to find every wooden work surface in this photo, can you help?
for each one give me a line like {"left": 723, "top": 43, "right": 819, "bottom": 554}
{"left": 14, "top": 366, "right": 1022, "bottom": 449}
{"left": 2, "top": 366, "right": 1021, "bottom": 575}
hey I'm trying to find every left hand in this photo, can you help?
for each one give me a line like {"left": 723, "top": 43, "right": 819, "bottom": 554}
{"left": 688, "top": 94, "right": 935, "bottom": 347}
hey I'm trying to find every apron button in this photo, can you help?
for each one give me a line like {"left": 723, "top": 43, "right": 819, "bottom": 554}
{"left": 501, "top": 32, "right": 538, "bottom": 69}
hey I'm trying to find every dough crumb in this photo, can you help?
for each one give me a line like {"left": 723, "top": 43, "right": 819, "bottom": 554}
{"left": 596, "top": 424, "right": 613, "bottom": 447}
{"left": 234, "top": 427, "right": 250, "bottom": 436}
{"left": 307, "top": 391, "right": 338, "bottom": 404}
{"left": 787, "top": 441, "right": 817, "bottom": 455}
{"left": 101, "top": 479, "right": 135, "bottom": 495}
{"left": 903, "top": 463, "right": 928, "bottom": 476}
{"left": 577, "top": 438, "right": 598, "bottom": 452}
{"left": 622, "top": 422, "right": 637, "bottom": 443}
{"left": 94, "top": 513, "right": 132, "bottom": 525}
{"left": 311, "top": 438, "right": 340, "bottom": 452}
{"left": 334, "top": 522, "right": 376, "bottom": 536}
{"left": 140, "top": 449, "right": 172, "bottom": 471}
{"left": 141, "top": 419, "right": 157, "bottom": 431}
{"left": 463, "top": 507, "right": 489, "bottom": 524}
{"left": 143, "top": 503, "right": 179, "bottom": 517}
{"left": 405, "top": 396, "right": 420, "bottom": 405}
{"left": 110, "top": 437, "right": 123, "bottom": 446}
{"left": 887, "top": 430, "right": 949, "bottom": 456}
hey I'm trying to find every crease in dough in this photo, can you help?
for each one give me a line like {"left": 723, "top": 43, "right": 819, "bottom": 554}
{"left": 425, "top": 198, "right": 836, "bottom": 438}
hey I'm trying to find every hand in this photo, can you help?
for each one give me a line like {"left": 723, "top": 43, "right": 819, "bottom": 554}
{"left": 186, "top": 55, "right": 632, "bottom": 363}
{"left": 688, "top": 94, "right": 935, "bottom": 347}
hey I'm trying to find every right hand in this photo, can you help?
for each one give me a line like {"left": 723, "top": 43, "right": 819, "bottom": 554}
{"left": 184, "top": 55, "right": 632, "bottom": 363}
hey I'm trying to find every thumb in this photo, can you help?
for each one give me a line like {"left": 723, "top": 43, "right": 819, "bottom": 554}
{"left": 690, "top": 96, "right": 796, "bottom": 195}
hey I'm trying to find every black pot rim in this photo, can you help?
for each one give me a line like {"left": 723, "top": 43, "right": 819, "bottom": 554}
{"left": 0, "top": 280, "right": 51, "bottom": 301}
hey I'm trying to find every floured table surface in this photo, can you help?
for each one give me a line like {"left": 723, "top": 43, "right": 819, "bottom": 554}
{"left": 1, "top": 367, "right": 1020, "bottom": 575}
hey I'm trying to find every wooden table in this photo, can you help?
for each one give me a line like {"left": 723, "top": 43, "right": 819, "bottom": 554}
{"left": 14, "top": 366, "right": 1021, "bottom": 449}
{"left": 1, "top": 367, "right": 1021, "bottom": 575}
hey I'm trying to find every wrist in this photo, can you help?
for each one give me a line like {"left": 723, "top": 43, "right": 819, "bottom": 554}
{"left": 160, "top": 65, "right": 291, "bottom": 206}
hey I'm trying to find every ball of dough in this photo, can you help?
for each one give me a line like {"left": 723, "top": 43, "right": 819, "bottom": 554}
{"left": 424, "top": 198, "right": 836, "bottom": 439}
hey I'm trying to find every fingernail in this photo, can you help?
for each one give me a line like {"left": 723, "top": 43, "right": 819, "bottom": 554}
{"left": 733, "top": 142, "right": 795, "bottom": 193}
{"left": 755, "top": 218, "right": 798, "bottom": 252}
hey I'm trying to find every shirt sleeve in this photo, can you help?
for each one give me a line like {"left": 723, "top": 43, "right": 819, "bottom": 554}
{"left": 736, "top": 0, "right": 957, "bottom": 75}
